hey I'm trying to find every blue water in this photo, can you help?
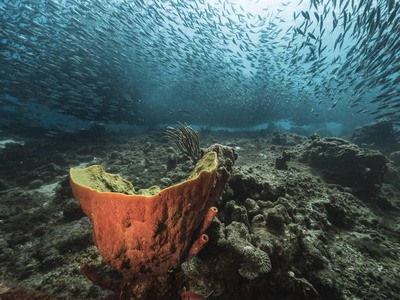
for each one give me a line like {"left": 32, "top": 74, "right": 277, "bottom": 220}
{"left": 0, "top": 0, "right": 399, "bottom": 136}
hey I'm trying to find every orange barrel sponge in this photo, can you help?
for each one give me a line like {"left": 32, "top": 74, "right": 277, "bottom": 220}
{"left": 70, "top": 152, "right": 220, "bottom": 281}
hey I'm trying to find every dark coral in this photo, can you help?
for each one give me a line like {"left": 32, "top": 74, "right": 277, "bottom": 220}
{"left": 275, "top": 151, "right": 295, "bottom": 170}
{"left": 389, "top": 151, "right": 400, "bottom": 167}
{"left": 271, "top": 131, "right": 306, "bottom": 146}
{"left": 351, "top": 120, "right": 399, "bottom": 155}
{"left": 0, "top": 287, "right": 119, "bottom": 300}
{"left": 228, "top": 168, "right": 286, "bottom": 202}
{"left": 299, "top": 136, "right": 388, "bottom": 196}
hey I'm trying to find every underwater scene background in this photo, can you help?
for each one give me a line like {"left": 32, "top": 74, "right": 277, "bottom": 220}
{"left": 1, "top": 0, "right": 400, "bottom": 299}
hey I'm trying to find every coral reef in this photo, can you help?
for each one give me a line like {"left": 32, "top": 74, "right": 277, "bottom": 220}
{"left": 201, "top": 144, "right": 238, "bottom": 174}
{"left": 389, "top": 151, "right": 400, "bottom": 167}
{"left": 0, "top": 128, "right": 399, "bottom": 300}
{"left": 225, "top": 221, "right": 271, "bottom": 280}
{"left": 275, "top": 151, "right": 295, "bottom": 170}
{"left": 271, "top": 130, "right": 306, "bottom": 146}
{"left": 299, "top": 135, "right": 388, "bottom": 196}
{"left": 351, "top": 120, "right": 399, "bottom": 155}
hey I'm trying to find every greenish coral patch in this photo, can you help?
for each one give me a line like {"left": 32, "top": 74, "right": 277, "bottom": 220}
{"left": 70, "top": 165, "right": 160, "bottom": 196}
{"left": 188, "top": 151, "right": 218, "bottom": 180}
{"left": 70, "top": 151, "right": 218, "bottom": 197}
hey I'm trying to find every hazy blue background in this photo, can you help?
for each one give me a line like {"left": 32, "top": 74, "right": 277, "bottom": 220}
{"left": 1, "top": 0, "right": 398, "bottom": 136}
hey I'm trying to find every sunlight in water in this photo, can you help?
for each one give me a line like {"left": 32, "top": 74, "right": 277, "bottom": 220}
{"left": 230, "top": 0, "right": 293, "bottom": 13}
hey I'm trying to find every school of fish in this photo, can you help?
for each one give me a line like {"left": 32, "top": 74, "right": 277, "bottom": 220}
{"left": 1, "top": 0, "right": 400, "bottom": 134}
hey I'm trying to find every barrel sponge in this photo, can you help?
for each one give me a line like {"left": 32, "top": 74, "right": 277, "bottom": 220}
{"left": 69, "top": 152, "right": 220, "bottom": 280}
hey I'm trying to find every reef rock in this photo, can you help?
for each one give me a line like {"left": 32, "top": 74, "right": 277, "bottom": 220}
{"left": 271, "top": 131, "right": 306, "bottom": 146}
{"left": 202, "top": 143, "right": 238, "bottom": 173}
{"left": 299, "top": 136, "right": 388, "bottom": 196}
{"left": 389, "top": 151, "right": 400, "bottom": 167}
{"left": 275, "top": 151, "right": 295, "bottom": 170}
{"left": 228, "top": 168, "right": 286, "bottom": 202}
{"left": 225, "top": 221, "right": 271, "bottom": 280}
{"left": 351, "top": 120, "right": 399, "bottom": 155}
